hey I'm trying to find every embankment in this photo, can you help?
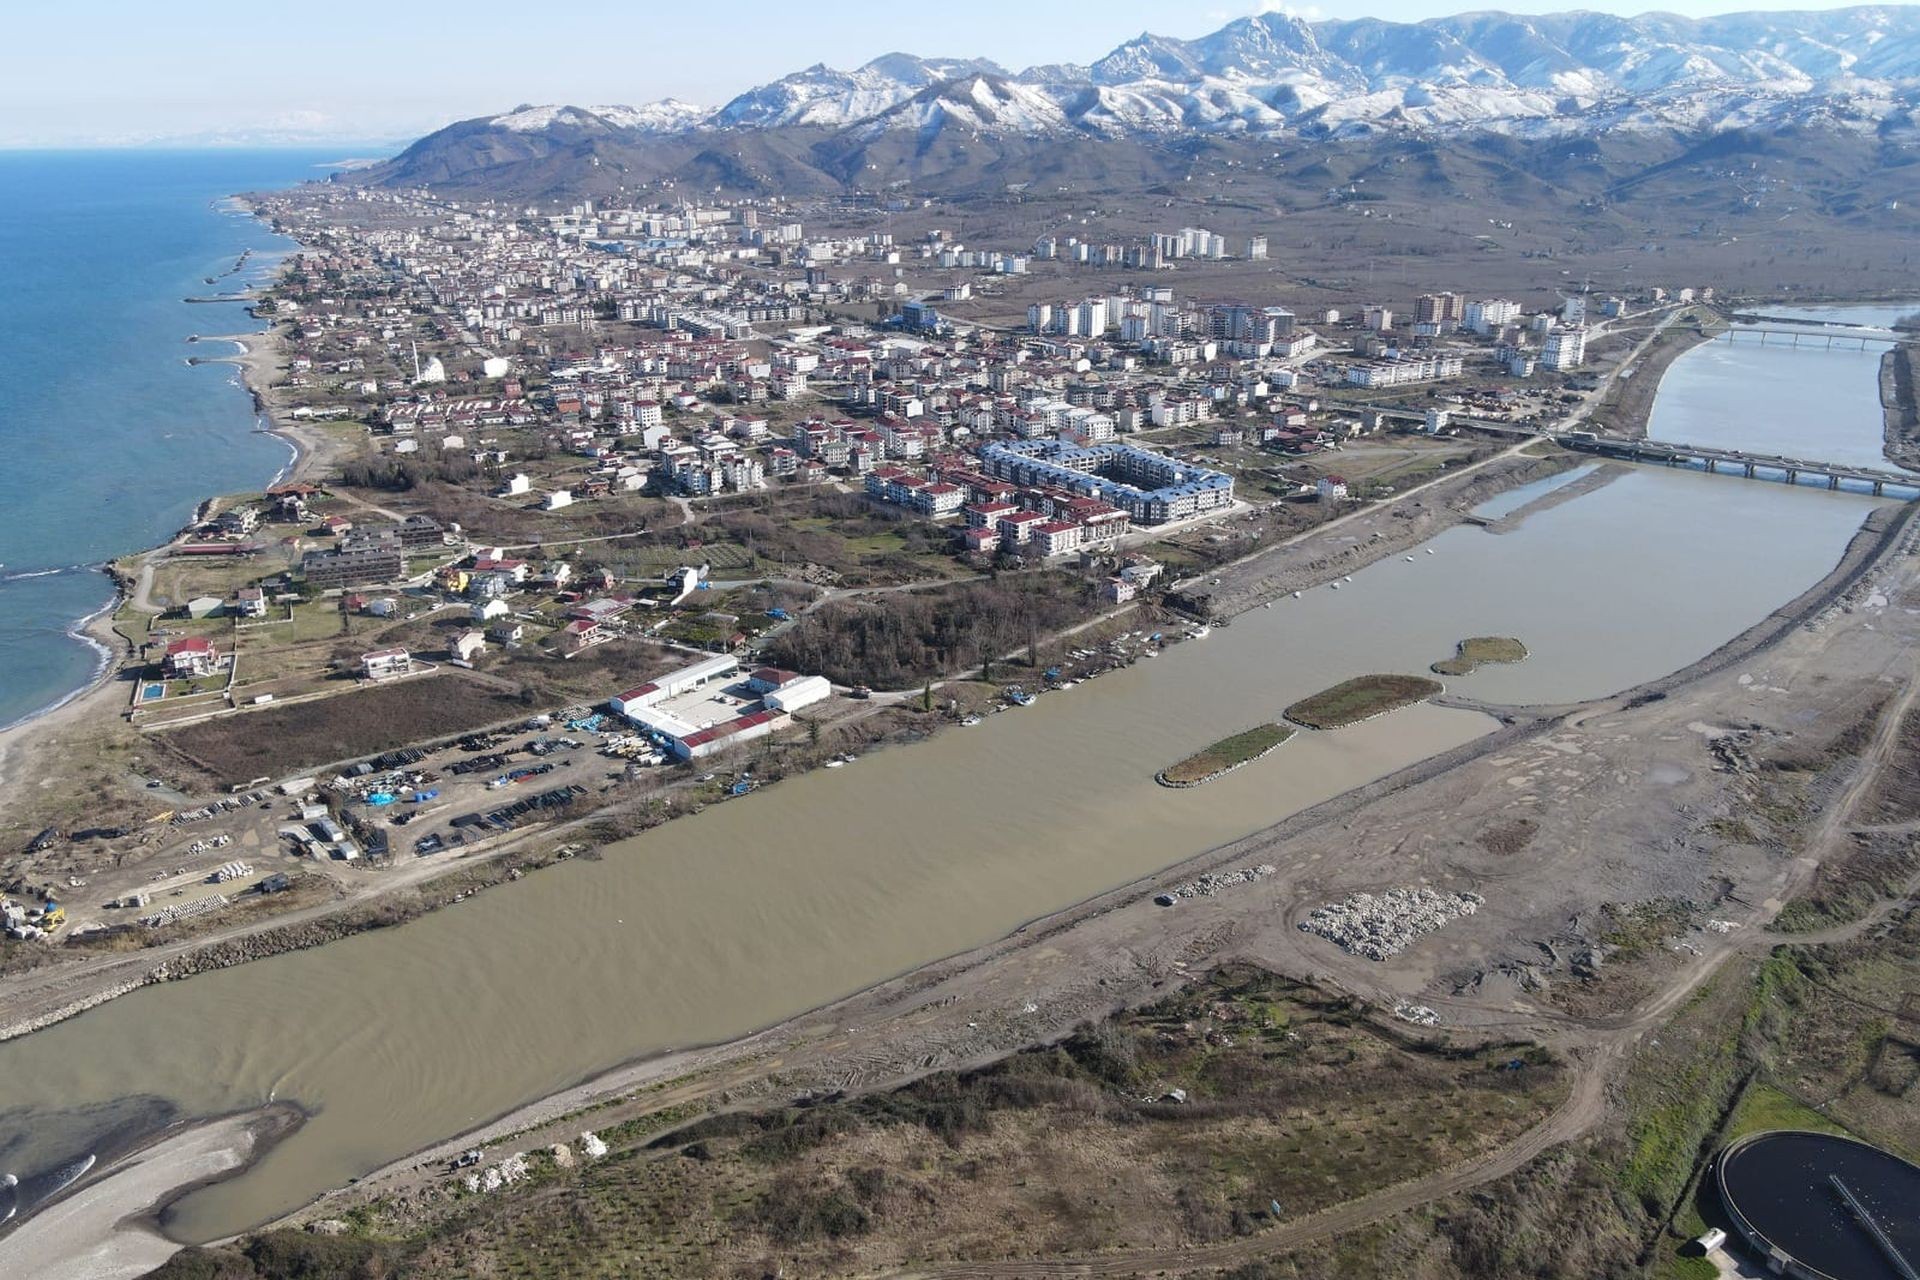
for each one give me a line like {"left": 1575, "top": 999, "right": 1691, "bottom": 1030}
{"left": 1478, "top": 463, "right": 1626, "bottom": 533}
{"left": 1595, "top": 323, "right": 1716, "bottom": 440}
{"left": 1178, "top": 450, "right": 1577, "bottom": 618}
{"left": 1881, "top": 345, "right": 1919, "bottom": 471}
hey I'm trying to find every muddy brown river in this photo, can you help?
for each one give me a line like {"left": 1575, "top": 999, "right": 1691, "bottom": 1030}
{"left": 0, "top": 310, "right": 1905, "bottom": 1244}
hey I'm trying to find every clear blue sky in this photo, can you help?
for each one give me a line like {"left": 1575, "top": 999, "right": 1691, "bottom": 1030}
{"left": 0, "top": 0, "right": 1897, "bottom": 147}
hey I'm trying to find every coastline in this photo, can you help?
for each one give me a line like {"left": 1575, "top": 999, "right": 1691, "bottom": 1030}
{"left": 3, "top": 251, "right": 1913, "bottom": 1266}
{"left": 190, "top": 329, "right": 340, "bottom": 487}
{"left": 0, "top": 274, "right": 311, "bottom": 741}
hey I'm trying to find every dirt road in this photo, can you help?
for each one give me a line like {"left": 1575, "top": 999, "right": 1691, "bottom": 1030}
{"left": 884, "top": 1051, "right": 1613, "bottom": 1278}
{"left": 879, "top": 602, "right": 1920, "bottom": 1277}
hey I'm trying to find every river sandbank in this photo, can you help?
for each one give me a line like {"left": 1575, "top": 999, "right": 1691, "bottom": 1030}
{"left": 0, "top": 1108, "right": 300, "bottom": 1280}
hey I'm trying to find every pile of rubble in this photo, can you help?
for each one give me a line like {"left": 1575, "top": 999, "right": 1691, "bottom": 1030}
{"left": 1707, "top": 730, "right": 1758, "bottom": 774}
{"left": 456, "top": 1130, "right": 608, "bottom": 1195}
{"left": 1392, "top": 1001, "right": 1441, "bottom": 1026}
{"left": 1299, "top": 887, "right": 1485, "bottom": 960}
{"left": 1153, "top": 864, "right": 1277, "bottom": 907}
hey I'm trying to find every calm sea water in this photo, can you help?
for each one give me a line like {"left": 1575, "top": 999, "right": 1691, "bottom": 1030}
{"left": 0, "top": 150, "right": 342, "bottom": 728}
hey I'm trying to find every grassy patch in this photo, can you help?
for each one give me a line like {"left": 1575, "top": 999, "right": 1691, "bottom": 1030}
{"left": 155, "top": 674, "right": 534, "bottom": 784}
{"left": 175, "top": 968, "right": 1564, "bottom": 1279}
{"left": 1158, "top": 723, "right": 1293, "bottom": 785}
{"left": 1772, "top": 831, "right": 1920, "bottom": 934}
{"left": 1723, "top": 1081, "right": 1849, "bottom": 1142}
{"left": 1431, "top": 636, "right": 1528, "bottom": 677}
{"left": 1285, "top": 675, "right": 1443, "bottom": 730}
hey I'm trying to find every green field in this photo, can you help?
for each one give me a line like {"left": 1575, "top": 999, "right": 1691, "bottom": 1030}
{"left": 1431, "top": 636, "right": 1528, "bottom": 676}
{"left": 1285, "top": 674, "right": 1443, "bottom": 729}
{"left": 1158, "top": 723, "right": 1293, "bottom": 785}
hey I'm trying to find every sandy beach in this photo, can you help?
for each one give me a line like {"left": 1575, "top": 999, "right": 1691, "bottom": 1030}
{"left": 192, "top": 327, "right": 351, "bottom": 486}
{"left": 0, "top": 289, "right": 333, "bottom": 774}
{"left": 0, "top": 1108, "right": 299, "bottom": 1280}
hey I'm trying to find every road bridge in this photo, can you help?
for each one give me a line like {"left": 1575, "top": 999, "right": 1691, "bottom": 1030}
{"left": 1714, "top": 325, "right": 1907, "bottom": 350}
{"left": 1730, "top": 309, "right": 1907, "bottom": 331}
{"left": 1556, "top": 432, "right": 1920, "bottom": 498}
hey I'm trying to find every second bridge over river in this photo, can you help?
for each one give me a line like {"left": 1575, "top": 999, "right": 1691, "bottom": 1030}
{"left": 1557, "top": 432, "right": 1920, "bottom": 499}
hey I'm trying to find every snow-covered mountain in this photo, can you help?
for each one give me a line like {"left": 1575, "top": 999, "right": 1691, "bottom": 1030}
{"left": 487, "top": 102, "right": 709, "bottom": 135}
{"left": 384, "top": 5, "right": 1920, "bottom": 182}
{"left": 710, "top": 54, "right": 1008, "bottom": 129}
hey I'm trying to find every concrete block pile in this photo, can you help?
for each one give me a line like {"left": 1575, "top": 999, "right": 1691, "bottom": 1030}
{"left": 1299, "top": 887, "right": 1485, "bottom": 960}
{"left": 1153, "top": 864, "right": 1277, "bottom": 906}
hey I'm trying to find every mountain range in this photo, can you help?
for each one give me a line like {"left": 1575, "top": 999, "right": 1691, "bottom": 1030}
{"left": 445, "top": 8, "right": 1920, "bottom": 140}
{"left": 360, "top": 6, "right": 1920, "bottom": 198}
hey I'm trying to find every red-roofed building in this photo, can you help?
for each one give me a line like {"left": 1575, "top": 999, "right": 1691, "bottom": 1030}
{"left": 163, "top": 636, "right": 218, "bottom": 678}
{"left": 911, "top": 482, "right": 966, "bottom": 516}
{"left": 965, "top": 501, "right": 1018, "bottom": 529}
{"left": 1028, "top": 520, "right": 1085, "bottom": 558}
{"left": 747, "top": 667, "right": 801, "bottom": 694}
{"left": 996, "top": 510, "right": 1047, "bottom": 547}
{"left": 675, "top": 708, "right": 788, "bottom": 758}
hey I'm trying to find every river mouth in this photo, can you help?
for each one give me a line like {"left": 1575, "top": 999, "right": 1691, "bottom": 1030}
{"left": 0, "top": 305, "right": 1907, "bottom": 1248}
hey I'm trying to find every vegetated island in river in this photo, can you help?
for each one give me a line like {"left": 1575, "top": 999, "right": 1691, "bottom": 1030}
{"left": 1284, "top": 675, "right": 1444, "bottom": 730}
{"left": 1155, "top": 723, "right": 1294, "bottom": 787}
{"left": 1431, "top": 636, "right": 1529, "bottom": 677}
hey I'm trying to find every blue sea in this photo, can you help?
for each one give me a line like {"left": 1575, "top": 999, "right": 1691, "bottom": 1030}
{"left": 0, "top": 150, "right": 346, "bottom": 729}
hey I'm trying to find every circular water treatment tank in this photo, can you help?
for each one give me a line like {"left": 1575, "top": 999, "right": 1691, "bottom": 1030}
{"left": 1716, "top": 1130, "right": 1920, "bottom": 1280}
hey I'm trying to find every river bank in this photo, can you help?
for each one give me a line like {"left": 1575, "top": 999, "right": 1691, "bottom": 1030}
{"left": 0, "top": 262, "right": 1904, "bottom": 1274}
{"left": 0, "top": 1108, "right": 301, "bottom": 1280}
{"left": 1175, "top": 446, "right": 1578, "bottom": 619}
{"left": 1882, "top": 345, "right": 1919, "bottom": 470}
{"left": 0, "top": 443, "right": 1587, "bottom": 1054}
{"left": 1594, "top": 318, "right": 1718, "bottom": 440}
{"left": 168, "top": 486, "right": 1919, "bottom": 1248}
{"left": 250, "top": 480, "right": 1920, "bottom": 1252}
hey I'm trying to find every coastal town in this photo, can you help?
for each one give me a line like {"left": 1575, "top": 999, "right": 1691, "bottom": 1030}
{"left": 5, "top": 118, "right": 1920, "bottom": 1280}
{"left": 0, "top": 176, "right": 1722, "bottom": 955}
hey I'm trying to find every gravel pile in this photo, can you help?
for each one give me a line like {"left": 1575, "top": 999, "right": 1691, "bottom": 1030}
{"left": 1393, "top": 1001, "right": 1441, "bottom": 1026}
{"left": 1154, "top": 864, "right": 1277, "bottom": 906}
{"left": 1299, "top": 887, "right": 1485, "bottom": 960}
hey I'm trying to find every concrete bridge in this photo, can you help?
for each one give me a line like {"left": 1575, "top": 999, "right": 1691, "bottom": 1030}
{"left": 1713, "top": 324, "right": 1908, "bottom": 350}
{"left": 1729, "top": 309, "right": 1906, "bottom": 330}
{"left": 1556, "top": 432, "right": 1920, "bottom": 499}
